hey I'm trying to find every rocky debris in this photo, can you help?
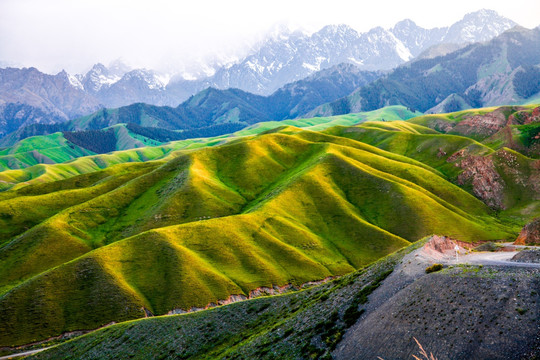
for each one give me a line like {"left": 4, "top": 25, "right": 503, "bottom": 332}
{"left": 509, "top": 106, "right": 540, "bottom": 125}
{"left": 436, "top": 107, "right": 539, "bottom": 148}
{"left": 446, "top": 148, "right": 468, "bottom": 163}
{"left": 511, "top": 250, "right": 540, "bottom": 263}
{"left": 248, "top": 284, "right": 298, "bottom": 298}
{"left": 437, "top": 148, "right": 447, "bottom": 158}
{"left": 456, "top": 155, "right": 505, "bottom": 209}
{"left": 427, "top": 118, "right": 456, "bottom": 133}
{"left": 335, "top": 266, "right": 540, "bottom": 360}
{"left": 419, "top": 235, "right": 467, "bottom": 261}
{"left": 301, "top": 276, "right": 337, "bottom": 288}
{"left": 452, "top": 108, "right": 508, "bottom": 137}
{"left": 474, "top": 242, "right": 502, "bottom": 252}
{"left": 514, "top": 218, "right": 540, "bottom": 245}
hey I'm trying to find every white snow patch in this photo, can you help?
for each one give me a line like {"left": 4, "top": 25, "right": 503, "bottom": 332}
{"left": 387, "top": 32, "right": 413, "bottom": 61}
{"left": 302, "top": 62, "right": 318, "bottom": 71}
{"left": 155, "top": 74, "right": 171, "bottom": 87}
{"left": 347, "top": 57, "right": 364, "bottom": 66}
{"left": 98, "top": 74, "right": 120, "bottom": 86}
{"left": 68, "top": 74, "right": 84, "bottom": 90}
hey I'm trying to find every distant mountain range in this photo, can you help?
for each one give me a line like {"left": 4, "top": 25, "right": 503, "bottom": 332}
{"left": 307, "top": 25, "right": 540, "bottom": 117}
{"left": 180, "top": 9, "right": 516, "bottom": 96}
{"left": 0, "top": 64, "right": 380, "bottom": 146}
{"left": 0, "top": 9, "right": 519, "bottom": 139}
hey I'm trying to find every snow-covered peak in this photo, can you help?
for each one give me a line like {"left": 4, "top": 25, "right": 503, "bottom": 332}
{"left": 445, "top": 9, "right": 517, "bottom": 43}
{"left": 89, "top": 63, "right": 108, "bottom": 75}
{"left": 363, "top": 27, "right": 392, "bottom": 42}
{"left": 317, "top": 24, "right": 359, "bottom": 38}
{"left": 82, "top": 63, "right": 121, "bottom": 92}
{"left": 392, "top": 19, "right": 419, "bottom": 33}
{"left": 55, "top": 69, "right": 84, "bottom": 90}
{"left": 108, "top": 59, "right": 131, "bottom": 77}
{"left": 122, "top": 69, "right": 169, "bottom": 89}
{"left": 462, "top": 9, "right": 502, "bottom": 22}
{"left": 67, "top": 73, "right": 84, "bottom": 90}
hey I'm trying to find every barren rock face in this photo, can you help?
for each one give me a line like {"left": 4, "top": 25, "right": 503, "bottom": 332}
{"left": 511, "top": 249, "right": 540, "bottom": 263}
{"left": 421, "top": 235, "right": 465, "bottom": 260}
{"left": 515, "top": 218, "right": 540, "bottom": 245}
{"left": 453, "top": 108, "right": 508, "bottom": 137}
{"left": 456, "top": 155, "right": 505, "bottom": 209}
{"left": 509, "top": 106, "right": 540, "bottom": 125}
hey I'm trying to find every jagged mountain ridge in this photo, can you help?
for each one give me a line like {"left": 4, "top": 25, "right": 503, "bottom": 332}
{"left": 172, "top": 9, "right": 516, "bottom": 96}
{"left": 307, "top": 26, "right": 540, "bottom": 117}
{"left": 0, "top": 9, "right": 517, "bottom": 139}
{"left": 0, "top": 67, "right": 101, "bottom": 137}
{"left": 1, "top": 63, "right": 381, "bottom": 146}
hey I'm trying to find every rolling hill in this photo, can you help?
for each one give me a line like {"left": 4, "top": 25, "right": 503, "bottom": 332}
{"left": 0, "top": 106, "right": 419, "bottom": 172}
{"left": 0, "top": 105, "right": 538, "bottom": 348}
{"left": 27, "top": 239, "right": 540, "bottom": 360}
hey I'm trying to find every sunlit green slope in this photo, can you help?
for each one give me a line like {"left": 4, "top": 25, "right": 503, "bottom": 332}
{"left": 0, "top": 122, "right": 517, "bottom": 346}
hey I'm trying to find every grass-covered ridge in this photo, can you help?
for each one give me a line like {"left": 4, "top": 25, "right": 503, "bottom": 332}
{"left": 0, "top": 105, "right": 419, "bottom": 180}
{"left": 0, "top": 116, "right": 521, "bottom": 347}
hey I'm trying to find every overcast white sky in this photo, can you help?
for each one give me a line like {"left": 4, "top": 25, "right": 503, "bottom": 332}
{"left": 1, "top": 0, "right": 539, "bottom": 75}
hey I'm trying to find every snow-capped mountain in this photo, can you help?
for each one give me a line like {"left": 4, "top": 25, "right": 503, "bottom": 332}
{"left": 76, "top": 62, "right": 175, "bottom": 108}
{"left": 0, "top": 67, "right": 101, "bottom": 137}
{"left": 97, "top": 69, "right": 173, "bottom": 108}
{"left": 81, "top": 63, "right": 124, "bottom": 93}
{"left": 391, "top": 19, "right": 447, "bottom": 57}
{"left": 176, "top": 9, "right": 517, "bottom": 95}
{"left": 443, "top": 9, "right": 517, "bottom": 43}
{"left": 0, "top": 9, "right": 521, "bottom": 138}
{"left": 73, "top": 9, "right": 520, "bottom": 104}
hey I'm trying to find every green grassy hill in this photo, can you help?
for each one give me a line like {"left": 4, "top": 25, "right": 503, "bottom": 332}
{"left": 0, "top": 105, "right": 538, "bottom": 348}
{"left": 0, "top": 133, "right": 95, "bottom": 171}
{"left": 0, "top": 122, "right": 521, "bottom": 347}
{"left": 28, "top": 240, "right": 540, "bottom": 360}
{"left": 0, "top": 106, "right": 419, "bottom": 183}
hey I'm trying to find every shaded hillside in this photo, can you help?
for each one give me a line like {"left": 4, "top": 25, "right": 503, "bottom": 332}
{"left": 30, "top": 240, "right": 540, "bottom": 360}
{"left": 307, "top": 26, "right": 540, "bottom": 117}
{"left": 0, "top": 126, "right": 161, "bottom": 171}
{"left": 63, "top": 129, "right": 117, "bottom": 154}
{"left": 0, "top": 121, "right": 520, "bottom": 346}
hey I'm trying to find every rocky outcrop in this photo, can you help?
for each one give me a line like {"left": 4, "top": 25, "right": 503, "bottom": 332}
{"left": 509, "top": 106, "right": 540, "bottom": 125}
{"left": 511, "top": 250, "right": 540, "bottom": 263}
{"left": 420, "top": 235, "right": 467, "bottom": 261}
{"left": 452, "top": 107, "right": 509, "bottom": 138}
{"left": 514, "top": 218, "right": 540, "bottom": 245}
{"left": 455, "top": 155, "right": 505, "bottom": 209}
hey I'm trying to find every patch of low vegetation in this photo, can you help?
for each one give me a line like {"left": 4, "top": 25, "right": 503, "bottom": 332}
{"left": 425, "top": 264, "right": 443, "bottom": 273}
{"left": 473, "top": 242, "right": 502, "bottom": 252}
